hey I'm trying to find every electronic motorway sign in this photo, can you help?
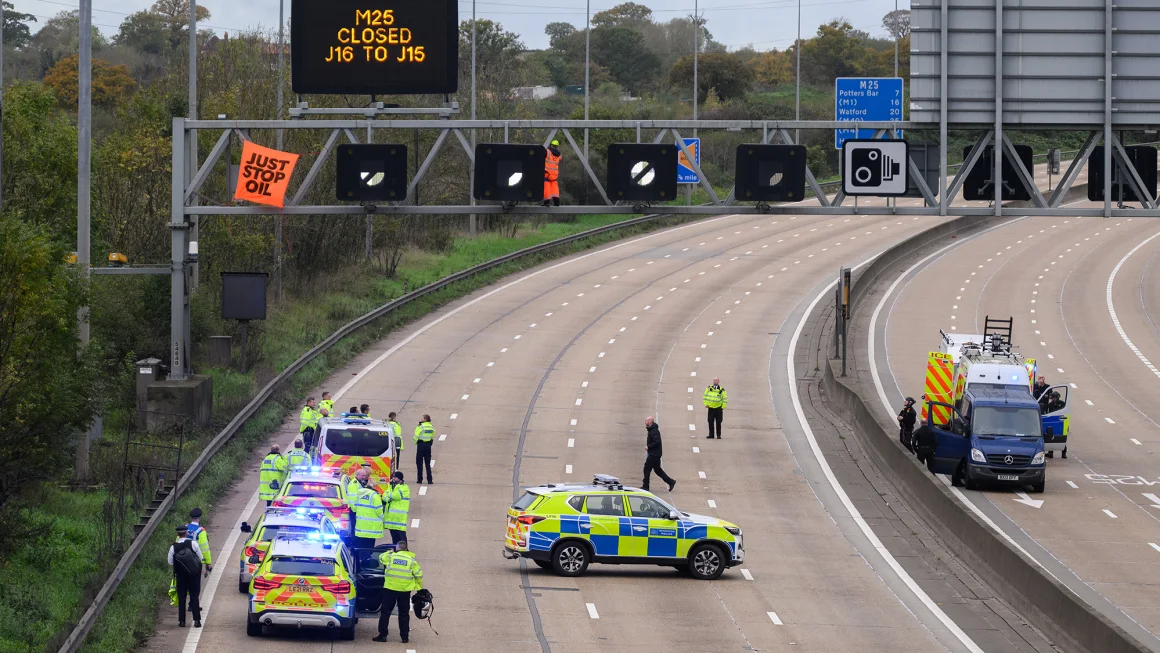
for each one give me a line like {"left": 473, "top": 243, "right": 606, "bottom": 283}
{"left": 291, "top": 0, "right": 458, "bottom": 95}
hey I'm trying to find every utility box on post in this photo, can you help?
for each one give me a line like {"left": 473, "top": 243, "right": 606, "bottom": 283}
{"left": 136, "top": 357, "right": 163, "bottom": 429}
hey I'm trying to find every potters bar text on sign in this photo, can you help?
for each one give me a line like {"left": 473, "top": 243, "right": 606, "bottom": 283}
{"left": 291, "top": 0, "right": 458, "bottom": 95}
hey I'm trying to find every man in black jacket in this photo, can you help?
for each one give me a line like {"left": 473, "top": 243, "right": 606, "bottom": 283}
{"left": 898, "top": 396, "right": 917, "bottom": 451}
{"left": 642, "top": 417, "right": 676, "bottom": 492}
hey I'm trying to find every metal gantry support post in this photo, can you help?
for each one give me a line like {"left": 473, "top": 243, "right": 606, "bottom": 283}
{"left": 1104, "top": 0, "right": 1114, "bottom": 218}
{"left": 994, "top": 0, "right": 1003, "bottom": 217}
{"left": 189, "top": 0, "right": 199, "bottom": 289}
{"left": 170, "top": 118, "right": 190, "bottom": 382}
{"left": 939, "top": 0, "right": 949, "bottom": 216}
{"left": 275, "top": 0, "right": 285, "bottom": 300}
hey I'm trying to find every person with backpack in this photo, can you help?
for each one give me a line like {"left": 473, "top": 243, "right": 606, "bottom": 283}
{"left": 169, "top": 525, "right": 204, "bottom": 627}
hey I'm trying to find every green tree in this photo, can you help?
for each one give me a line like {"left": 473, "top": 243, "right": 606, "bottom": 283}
{"left": 2, "top": 1, "right": 36, "bottom": 49}
{"left": 592, "top": 2, "right": 653, "bottom": 30}
{"left": 0, "top": 83, "right": 77, "bottom": 242}
{"left": 115, "top": 10, "right": 169, "bottom": 54}
{"left": 544, "top": 21, "right": 575, "bottom": 47}
{"left": 29, "top": 10, "right": 108, "bottom": 76}
{"left": 44, "top": 54, "right": 137, "bottom": 108}
{"left": 882, "top": 9, "right": 911, "bottom": 39}
{"left": 590, "top": 26, "right": 660, "bottom": 95}
{"left": 0, "top": 213, "right": 102, "bottom": 532}
{"left": 150, "top": 0, "right": 211, "bottom": 49}
{"left": 800, "top": 20, "right": 877, "bottom": 85}
{"left": 668, "top": 52, "right": 754, "bottom": 102}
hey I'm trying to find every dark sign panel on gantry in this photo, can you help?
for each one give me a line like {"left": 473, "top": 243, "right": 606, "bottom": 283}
{"left": 291, "top": 0, "right": 458, "bottom": 95}
{"left": 910, "top": 1, "right": 1160, "bottom": 127}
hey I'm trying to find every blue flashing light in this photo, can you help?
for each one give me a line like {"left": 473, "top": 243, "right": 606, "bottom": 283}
{"left": 323, "top": 533, "right": 341, "bottom": 540}
{"left": 307, "top": 532, "right": 322, "bottom": 540}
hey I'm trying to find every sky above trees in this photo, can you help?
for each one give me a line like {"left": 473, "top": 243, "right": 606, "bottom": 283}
{"left": 10, "top": 0, "right": 906, "bottom": 52}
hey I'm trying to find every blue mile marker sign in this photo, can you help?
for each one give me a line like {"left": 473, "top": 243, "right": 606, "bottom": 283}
{"left": 834, "top": 77, "right": 904, "bottom": 150}
{"left": 677, "top": 138, "right": 701, "bottom": 184}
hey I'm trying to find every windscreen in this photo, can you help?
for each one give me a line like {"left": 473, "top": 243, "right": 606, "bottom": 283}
{"left": 512, "top": 492, "right": 539, "bottom": 510}
{"left": 285, "top": 482, "right": 341, "bottom": 498}
{"left": 259, "top": 525, "right": 315, "bottom": 542}
{"left": 269, "top": 557, "right": 335, "bottom": 576}
{"left": 323, "top": 428, "right": 394, "bottom": 456}
{"left": 972, "top": 406, "right": 1041, "bottom": 437}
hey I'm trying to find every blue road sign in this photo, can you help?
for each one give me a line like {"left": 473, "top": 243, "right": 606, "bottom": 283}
{"left": 677, "top": 138, "right": 700, "bottom": 183}
{"left": 834, "top": 77, "right": 904, "bottom": 149}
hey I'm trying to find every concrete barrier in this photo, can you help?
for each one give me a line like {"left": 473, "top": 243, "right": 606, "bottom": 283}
{"left": 810, "top": 184, "right": 1151, "bottom": 653}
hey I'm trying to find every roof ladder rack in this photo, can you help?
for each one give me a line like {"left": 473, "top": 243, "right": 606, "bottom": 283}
{"left": 982, "top": 315, "right": 1014, "bottom": 353}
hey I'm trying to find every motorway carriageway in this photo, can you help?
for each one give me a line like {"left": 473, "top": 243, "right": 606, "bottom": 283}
{"left": 142, "top": 163, "right": 1065, "bottom": 653}
{"left": 873, "top": 201, "right": 1160, "bottom": 650}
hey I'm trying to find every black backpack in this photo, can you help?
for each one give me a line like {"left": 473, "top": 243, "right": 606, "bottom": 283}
{"left": 173, "top": 539, "right": 201, "bottom": 577}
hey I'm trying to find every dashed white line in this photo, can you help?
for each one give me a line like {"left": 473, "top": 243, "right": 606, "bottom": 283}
{"left": 487, "top": 362, "right": 495, "bottom": 367}
{"left": 419, "top": 486, "right": 428, "bottom": 496}
{"left": 461, "top": 394, "right": 470, "bottom": 400}
{"left": 575, "top": 399, "right": 583, "bottom": 406}
{"left": 571, "top": 418, "right": 578, "bottom": 426}
{"left": 589, "top": 366, "right": 597, "bottom": 372}
{"left": 1103, "top": 509, "right": 1118, "bottom": 519}
{"left": 1066, "top": 481, "right": 1079, "bottom": 489}
{"left": 586, "top": 603, "right": 600, "bottom": 619}
{"left": 411, "top": 518, "right": 421, "bottom": 528}
{"left": 741, "top": 569, "right": 754, "bottom": 581}
{"left": 1131, "top": 438, "right": 1143, "bottom": 445}
{"left": 501, "top": 348, "right": 508, "bottom": 353}
{"left": 620, "top": 327, "right": 627, "bottom": 332}
{"left": 568, "top": 438, "right": 575, "bottom": 448}
{"left": 1085, "top": 400, "right": 1094, "bottom": 406}
{"left": 687, "top": 405, "right": 694, "bottom": 411}
{"left": 566, "top": 465, "right": 573, "bottom": 474}
{"left": 1150, "top": 543, "right": 1160, "bottom": 553}
{"left": 1105, "top": 417, "right": 1116, "bottom": 424}
{"left": 692, "top": 447, "right": 700, "bottom": 454}
{"left": 581, "top": 381, "right": 589, "bottom": 388}
{"left": 767, "top": 611, "right": 783, "bottom": 625}
{"left": 450, "top": 413, "right": 458, "bottom": 420}
{"left": 608, "top": 338, "right": 616, "bottom": 344}
{"left": 707, "top": 499, "right": 717, "bottom": 508}
{"left": 698, "top": 471, "right": 707, "bottom": 479}
{"left": 598, "top": 352, "right": 605, "bottom": 358}
{"left": 690, "top": 371, "right": 697, "bottom": 377}
{"left": 473, "top": 378, "right": 481, "bottom": 383}
{"left": 438, "top": 433, "right": 447, "bottom": 441}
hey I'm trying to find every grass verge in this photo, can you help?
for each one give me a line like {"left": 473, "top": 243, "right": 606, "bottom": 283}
{"left": 56, "top": 211, "right": 692, "bottom": 652}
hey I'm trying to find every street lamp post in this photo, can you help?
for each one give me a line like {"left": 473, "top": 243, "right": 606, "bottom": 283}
{"left": 795, "top": 0, "right": 801, "bottom": 144}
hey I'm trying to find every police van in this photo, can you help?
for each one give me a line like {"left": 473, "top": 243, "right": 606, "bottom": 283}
{"left": 920, "top": 318, "right": 1069, "bottom": 491}
{"left": 316, "top": 414, "right": 396, "bottom": 494}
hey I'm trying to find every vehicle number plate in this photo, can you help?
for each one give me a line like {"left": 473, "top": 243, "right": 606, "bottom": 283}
{"left": 997, "top": 475, "right": 1019, "bottom": 481}
{"left": 287, "top": 585, "right": 312, "bottom": 592}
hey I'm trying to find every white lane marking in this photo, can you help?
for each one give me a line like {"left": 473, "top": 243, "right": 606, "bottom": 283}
{"left": 514, "top": 335, "right": 521, "bottom": 340}
{"left": 1103, "top": 509, "right": 1118, "bottom": 519}
{"left": 571, "top": 418, "right": 578, "bottom": 426}
{"left": 566, "top": 464, "right": 573, "bottom": 474}
{"left": 430, "top": 460, "right": 435, "bottom": 468}
{"left": 582, "top": 381, "right": 589, "bottom": 388}
{"left": 450, "top": 413, "right": 458, "bottom": 420}
{"left": 1107, "top": 229, "right": 1160, "bottom": 379}
{"left": 1070, "top": 383, "right": 1078, "bottom": 388}
{"left": 461, "top": 394, "right": 470, "bottom": 400}
{"left": 530, "top": 324, "right": 537, "bottom": 328}
{"left": 1057, "top": 368, "right": 1064, "bottom": 373}
{"left": 501, "top": 348, "right": 509, "bottom": 353}
{"left": 598, "top": 352, "right": 605, "bottom": 358}
{"left": 707, "top": 499, "right": 717, "bottom": 508}
{"left": 741, "top": 568, "right": 754, "bottom": 581}
{"left": 1085, "top": 400, "right": 1094, "bottom": 406}
{"left": 1067, "top": 481, "right": 1079, "bottom": 489}
{"left": 688, "top": 387, "right": 694, "bottom": 393}
{"left": 545, "top": 312, "right": 553, "bottom": 317}
{"left": 767, "top": 611, "right": 783, "bottom": 625}
{"left": 698, "top": 471, "right": 707, "bottom": 479}
{"left": 695, "top": 357, "right": 702, "bottom": 362}
{"left": 690, "top": 371, "right": 697, "bottom": 377}
{"left": 590, "top": 366, "right": 597, "bottom": 372}
{"left": 701, "top": 344, "right": 707, "bottom": 349}
{"left": 1106, "top": 417, "right": 1116, "bottom": 424}
{"left": 1151, "top": 543, "right": 1160, "bottom": 553}
{"left": 419, "top": 486, "right": 427, "bottom": 495}
{"left": 689, "top": 424, "right": 696, "bottom": 431}
{"left": 805, "top": 250, "right": 987, "bottom": 653}
{"left": 608, "top": 339, "right": 616, "bottom": 344}
{"left": 568, "top": 438, "right": 575, "bottom": 447}
{"left": 1143, "top": 493, "right": 1160, "bottom": 508}
{"left": 438, "top": 433, "right": 447, "bottom": 441}
{"left": 688, "top": 405, "right": 694, "bottom": 411}
{"left": 1131, "top": 438, "right": 1143, "bottom": 445}
{"left": 587, "top": 603, "right": 600, "bottom": 619}
{"left": 620, "top": 327, "right": 627, "bottom": 332}
{"left": 411, "top": 519, "right": 420, "bottom": 528}
{"left": 474, "top": 378, "right": 481, "bottom": 383}
{"left": 487, "top": 362, "right": 495, "bottom": 367}
{"left": 692, "top": 447, "right": 700, "bottom": 454}
{"left": 575, "top": 399, "right": 583, "bottom": 406}
{"left": 645, "top": 305, "right": 651, "bottom": 310}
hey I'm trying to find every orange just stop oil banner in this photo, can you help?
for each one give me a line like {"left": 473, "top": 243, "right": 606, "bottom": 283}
{"left": 233, "top": 140, "right": 299, "bottom": 208}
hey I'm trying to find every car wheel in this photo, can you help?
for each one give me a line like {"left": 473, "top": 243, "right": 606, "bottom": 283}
{"left": 246, "top": 620, "right": 262, "bottom": 637}
{"left": 238, "top": 579, "right": 249, "bottom": 594}
{"left": 1031, "top": 480, "right": 1045, "bottom": 493}
{"left": 951, "top": 461, "right": 965, "bottom": 487}
{"left": 533, "top": 560, "right": 552, "bottom": 570}
{"left": 963, "top": 465, "right": 978, "bottom": 491}
{"left": 551, "top": 541, "right": 590, "bottom": 577}
{"left": 687, "top": 543, "right": 726, "bottom": 580}
{"left": 338, "top": 622, "right": 355, "bottom": 641}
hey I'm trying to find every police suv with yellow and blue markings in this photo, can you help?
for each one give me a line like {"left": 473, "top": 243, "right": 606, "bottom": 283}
{"left": 503, "top": 474, "right": 743, "bottom": 580}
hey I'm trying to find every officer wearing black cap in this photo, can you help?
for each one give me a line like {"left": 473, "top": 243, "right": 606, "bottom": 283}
{"left": 898, "top": 396, "right": 917, "bottom": 451}
{"left": 168, "top": 524, "right": 204, "bottom": 627}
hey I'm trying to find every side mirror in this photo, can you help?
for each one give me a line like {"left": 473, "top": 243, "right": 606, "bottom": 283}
{"left": 668, "top": 510, "right": 680, "bottom": 521}
{"left": 1045, "top": 426, "right": 1054, "bottom": 437}
{"left": 240, "top": 522, "right": 252, "bottom": 533}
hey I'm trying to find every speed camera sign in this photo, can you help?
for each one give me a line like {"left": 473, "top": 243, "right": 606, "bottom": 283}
{"left": 842, "top": 140, "right": 909, "bottom": 197}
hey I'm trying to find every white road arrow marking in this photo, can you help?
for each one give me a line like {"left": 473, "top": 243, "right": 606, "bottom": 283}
{"left": 1013, "top": 492, "right": 1044, "bottom": 508}
{"left": 1143, "top": 493, "right": 1160, "bottom": 508}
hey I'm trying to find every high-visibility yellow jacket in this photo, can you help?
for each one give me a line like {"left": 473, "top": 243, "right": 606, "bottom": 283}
{"left": 389, "top": 420, "right": 403, "bottom": 452}
{"left": 379, "top": 550, "right": 423, "bottom": 591}
{"left": 299, "top": 406, "right": 320, "bottom": 432}
{"left": 287, "top": 447, "right": 310, "bottom": 469}
{"left": 258, "top": 453, "right": 288, "bottom": 501}
{"left": 414, "top": 421, "right": 435, "bottom": 444}
{"left": 703, "top": 385, "right": 728, "bottom": 409}
{"left": 187, "top": 522, "right": 212, "bottom": 565}
{"left": 351, "top": 487, "right": 384, "bottom": 539}
{"left": 319, "top": 399, "right": 334, "bottom": 416}
{"left": 384, "top": 483, "right": 410, "bottom": 531}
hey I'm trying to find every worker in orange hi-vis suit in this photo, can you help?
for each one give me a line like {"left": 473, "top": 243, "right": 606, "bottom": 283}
{"left": 543, "top": 139, "right": 562, "bottom": 206}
